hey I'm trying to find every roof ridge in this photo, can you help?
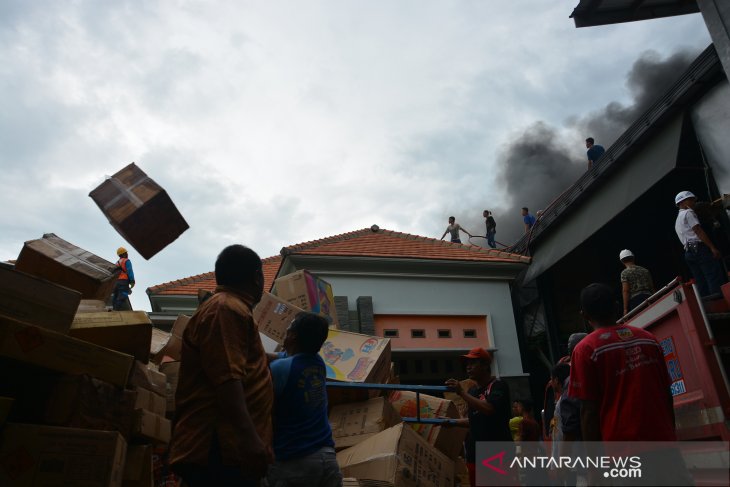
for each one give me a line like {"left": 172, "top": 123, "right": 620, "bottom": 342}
{"left": 282, "top": 228, "right": 372, "bottom": 253}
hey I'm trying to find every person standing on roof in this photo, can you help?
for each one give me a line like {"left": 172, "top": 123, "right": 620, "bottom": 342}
{"left": 483, "top": 210, "right": 497, "bottom": 249}
{"left": 522, "top": 207, "right": 536, "bottom": 234}
{"left": 675, "top": 190, "right": 726, "bottom": 297}
{"left": 441, "top": 216, "right": 472, "bottom": 244}
{"left": 619, "top": 249, "right": 655, "bottom": 315}
{"left": 112, "top": 247, "right": 135, "bottom": 311}
{"left": 585, "top": 137, "right": 605, "bottom": 169}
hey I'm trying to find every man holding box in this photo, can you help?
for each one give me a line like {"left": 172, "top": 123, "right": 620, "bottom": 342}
{"left": 169, "top": 245, "right": 273, "bottom": 486}
{"left": 267, "top": 312, "right": 342, "bottom": 486}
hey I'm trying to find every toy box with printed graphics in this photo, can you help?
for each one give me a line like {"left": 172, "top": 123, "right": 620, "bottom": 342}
{"left": 320, "top": 329, "right": 390, "bottom": 383}
{"left": 274, "top": 270, "right": 339, "bottom": 327}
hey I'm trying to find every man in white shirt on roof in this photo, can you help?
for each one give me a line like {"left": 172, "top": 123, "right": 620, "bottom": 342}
{"left": 674, "top": 190, "right": 725, "bottom": 296}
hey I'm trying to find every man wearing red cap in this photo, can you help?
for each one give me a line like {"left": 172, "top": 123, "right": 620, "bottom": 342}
{"left": 446, "top": 347, "right": 513, "bottom": 486}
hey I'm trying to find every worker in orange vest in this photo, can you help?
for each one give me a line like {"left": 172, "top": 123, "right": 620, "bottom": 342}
{"left": 113, "top": 247, "right": 136, "bottom": 310}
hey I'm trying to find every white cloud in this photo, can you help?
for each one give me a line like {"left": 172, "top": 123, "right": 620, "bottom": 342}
{"left": 0, "top": 1, "right": 712, "bottom": 309}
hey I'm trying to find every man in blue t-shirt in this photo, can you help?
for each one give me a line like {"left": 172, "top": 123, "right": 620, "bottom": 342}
{"left": 585, "top": 137, "right": 605, "bottom": 169}
{"left": 267, "top": 312, "right": 342, "bottom": 487}
{"left": 522, "top": 207, "right": 536, "bottom": 234}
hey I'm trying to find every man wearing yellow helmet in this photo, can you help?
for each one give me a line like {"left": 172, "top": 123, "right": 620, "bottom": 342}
{"left": 113, "top": 246, "right": 135, "bottom": 310}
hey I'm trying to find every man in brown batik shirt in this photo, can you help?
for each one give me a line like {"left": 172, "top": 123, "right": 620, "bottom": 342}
{"left": 170, "top": 245, "right": 274, "bottom": 487}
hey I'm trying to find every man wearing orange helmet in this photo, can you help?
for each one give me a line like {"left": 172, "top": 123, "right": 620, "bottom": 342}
{"left": 112, "top": 246, "right": 135, "bottom": 310}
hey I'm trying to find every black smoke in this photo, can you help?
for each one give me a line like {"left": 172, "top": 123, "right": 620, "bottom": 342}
{"left": 486, "top": 49, "right": 700, "bottom": 247}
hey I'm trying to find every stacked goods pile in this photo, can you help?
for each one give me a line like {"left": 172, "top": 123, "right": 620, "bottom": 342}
{"left": 0, "top": 243, "right": 175, "bottom": 487}
{"left": 89, "top": 162, "right": 189, "bottom": 260}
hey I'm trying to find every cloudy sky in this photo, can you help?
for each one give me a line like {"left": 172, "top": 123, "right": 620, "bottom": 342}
{"left": 1, "top": 1, "right": 711, "bottom": 310}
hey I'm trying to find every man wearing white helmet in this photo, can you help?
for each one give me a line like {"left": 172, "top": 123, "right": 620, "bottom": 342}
{"left": 674, "top": 191, "right": 725, "bottom": 296}
{"left": 112, "top": 246, "right": 135, "bottom": 310}
{"left": 619, "top": 249, "right": 654, "bottom": 315}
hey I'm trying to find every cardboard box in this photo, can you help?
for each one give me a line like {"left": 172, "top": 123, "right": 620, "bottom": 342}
{"left": 322, "top": 329, "right": 391, "bottom": 383}
{"left": 329, "top": 397, "right": 402, "bottom": 450}
{"left": 44, "top": 374, "right": 135, "bottom": 439}
{"left": 132, "top": 409, "right": 171, "bottom": 444}
{"left": 443, "top": 379, "right": 476, "bottom": 419}
{"left": 336, "top": 423, "right": 455, "bottom": 487}
{"left": 323, "top": 329, "right": 391, "bottom": 406}
{"left": 131, "top": 387, "right": 166, "bottom": 417}
{"left": 0, "top": 315, "right": 134, "bottom": 387}
{"left": 88, "top": 162, "right": 189, "bottom": 259}
{"left": 150, "top": 328, "right": 171, "bottom": 359}
{"left": 128, "top": 361, "right": 167, "bottom": 397}
{"left": 154, "top": 314, "right": 189, "bottom": 362}
{"left": 0, "top": 423, "right": 127, "bottom": 487}
{"left": 77, "top": 299, "right": 108, "bottom": 313}
{"left": 15, "top": 233, "right": 119, "bottom": 300}
{"left": 389, "top": 391, "right": 467, "bottom": 460}
{"left": 274, "top": 270, "right": 339, "bottom": 327}
{"left": 0, "top": 266, "right": 82, "bottom": 334}
{"left": 159, "top": 361, "right": 180, "bottom": 414}
{"left": 253, "top": 292, "right": 305, "bottom": 344}
{"left": 70, "top": 311, "right": 153, "bottom": 362}
{"left": 123, "top": 445, "right": 153, "bottom": 487}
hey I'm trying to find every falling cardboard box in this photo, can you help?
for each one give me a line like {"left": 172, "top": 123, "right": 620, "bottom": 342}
{"left": 89, "top": 162, "right": 189, "bottom": 259}
{"left": 0, "top": 315, "right": 134, "bottom": 387}
{"left": 254, "top": 292, "right": 305, "bottom": 344}
{"left": 0, "top": 266, "right": 81, "bottom": 334}
{"left": 14, "top": 233, "right": 119, "bottom": 300}
{"left": 70, "top": 311, "right": 153, "bottom": 363}
{"left": 329, "top": 396, "right": 402, "bottom": 450}
{"left": 336, "top": 423, "right": 455, "bottom": 487}
{"left": 274, "top": 270, "right": 339, "bottom": 327}
{"left": 389, "top": 390, "right": 467, "bottom": 460}
{"left": 0, "top": 423, "right": 127, "bottom": 487}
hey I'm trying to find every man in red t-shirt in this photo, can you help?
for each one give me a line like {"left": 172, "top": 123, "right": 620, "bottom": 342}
{"left": 569, "top": 283, "right": 691, "bottom": 485}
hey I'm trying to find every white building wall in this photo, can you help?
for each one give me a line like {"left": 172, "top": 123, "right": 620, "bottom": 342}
{"left": 313, "top": 273, "right": 525, "bottom": 377}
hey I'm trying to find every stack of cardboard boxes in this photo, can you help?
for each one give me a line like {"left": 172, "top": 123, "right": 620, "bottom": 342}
{"left": 257, "top": 270, "right": 470, "bottom": 487}
{"left": 0, "top": 236, "right": 173, "bottom": 487}
{"left": 1, "top": 240, "right": 470, "bottom": 487}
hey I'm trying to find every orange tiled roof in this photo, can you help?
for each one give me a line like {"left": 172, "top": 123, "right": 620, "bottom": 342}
{"left": 148, "top": 255, "right": 283, "bottom": 296}
{"left": 148, "top": 228, "right": 529, "bottom": 296}
{"left": 282, "top": 227, "right": 531, "bottom": 263}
